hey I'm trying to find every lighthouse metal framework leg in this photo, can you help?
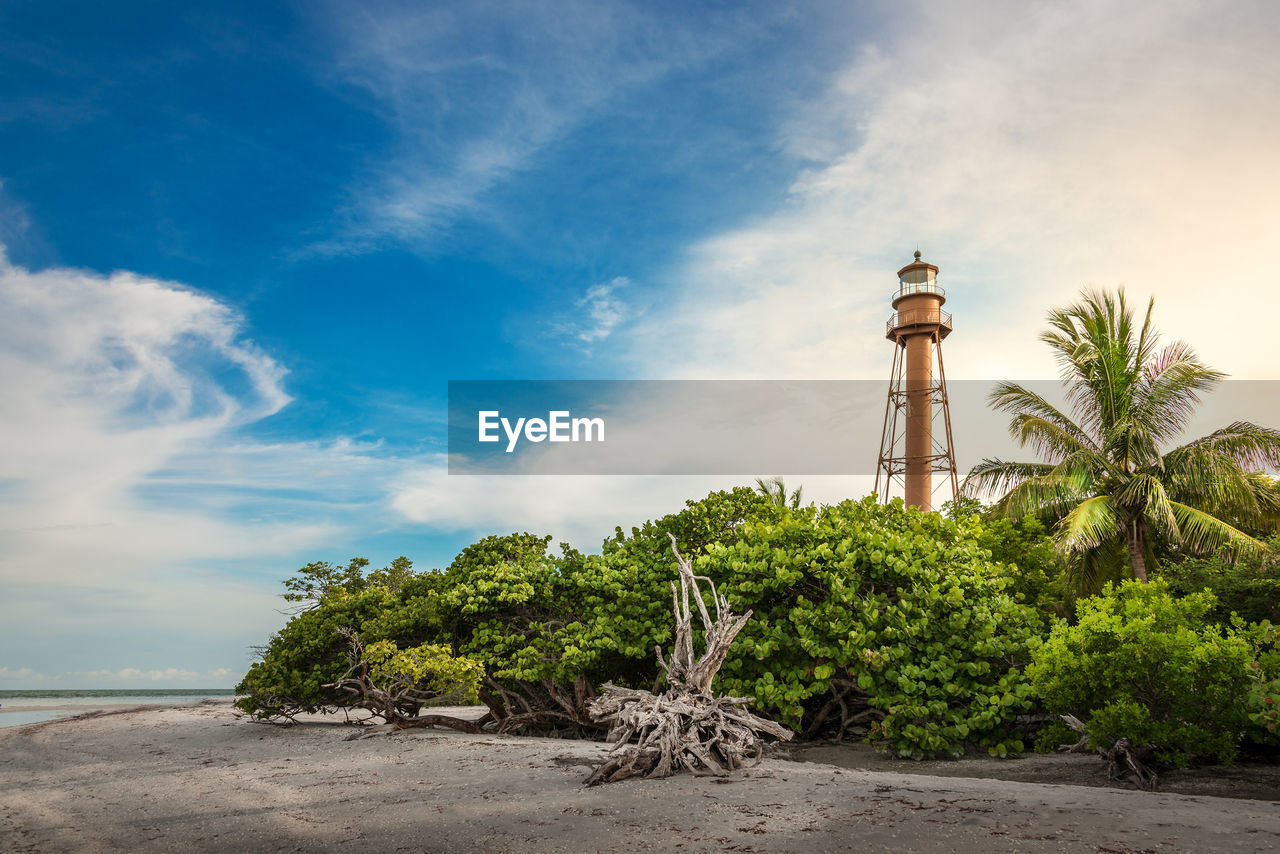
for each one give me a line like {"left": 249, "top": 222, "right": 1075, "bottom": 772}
{"left": 875, "top": 331, "right": 959, "bottom": 510}
{"left": 874, "top": 341, "right": 904, "bottom": 503}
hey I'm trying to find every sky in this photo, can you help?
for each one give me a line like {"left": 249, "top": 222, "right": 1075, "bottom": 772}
{"left": 2, "top": 0, "right": 1279, "bottom": 688}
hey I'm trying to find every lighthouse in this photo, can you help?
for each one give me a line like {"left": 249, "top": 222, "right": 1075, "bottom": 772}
{"left": 875, "top": 251, "right": 959, "bottom": 511}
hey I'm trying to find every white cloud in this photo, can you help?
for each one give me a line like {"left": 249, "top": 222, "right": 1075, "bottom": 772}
{"left": 390, "top": 0, "right": 1280, "bottom": 540}
{"left": 0, "top": 667, "right": 45, "bottom": 682}
{"left": 0, "top": 252, "right": 405, "bottom": 678}
{"left": 0, "top": 251, "right": 303, "bottom": 554}
{"left": 575, "top": 277, "right": 631, "bottom": 344}
{"left": 111, "top": 667, "right": 206, "bottom": 683}
{"left": 549, "top": 276, "right": 634, "bottom": 347}
{"left": 619, "top": 0, "right": 1280, "bottom": 383}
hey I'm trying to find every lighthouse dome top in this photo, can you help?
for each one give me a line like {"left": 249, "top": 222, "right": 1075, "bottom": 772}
{"left": 893, "top": 250, "right": 943, "bottom": 305}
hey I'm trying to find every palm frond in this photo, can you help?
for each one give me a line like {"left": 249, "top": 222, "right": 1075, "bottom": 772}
{"left": 1116, "top": 473, "right": 1178, "bottom": 540}
{"left": 1007, "top": 415, "right": 1089, "bottom": 463}
{"left": 1101, "top": 415, "right": 1162, "bottom": 471}
{"left": 987, "top": 380, "right": 1096, "bottom": 452}
{"left": 1241, "top": 471, "right": 1280, "bottom": 530}
{"left": 1165, "top": 421, "right": 1280, "bottom": 471}
{"left": 1055, "top": 495, "right": 1120, "bottom": 553}
{"left": 1133, "top": 295, "right": 1158, "bottom": 376}
{"left": 1133, "top": 341, "right": 1225, "bottom": 444}
{"left": 1168, "top": 501, "right": 1272, "bottom": 559}
{"left": 1161, "top": 443, "right": 1263, "bottom": 519}
{"left": 961, "top": 459, "right": 1055, "bottom": 499}
{"left": 1003, "top": 456, "right": 1098, "bottom": 518}
{"left": 1046, "top": 289, "right": 1146, "bottom": 447}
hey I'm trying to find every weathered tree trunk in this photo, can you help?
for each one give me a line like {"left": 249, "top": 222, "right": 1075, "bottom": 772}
{"left": 583, "top": 535, "right": 793, "bottom": 785}
{"left": 1058, "top": 713, "right": 1159, "bottom": 790}
{"left": 479, "top": 675, "right": 600, "bottom": 735}
{"left": 325, "top": 629, "right": 485, "bottom": 735}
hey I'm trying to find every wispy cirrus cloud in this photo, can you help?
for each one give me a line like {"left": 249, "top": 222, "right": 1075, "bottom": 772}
{"left": 548, "top": 275, "right": 634, "bottom": 349}
{"left": 306, "top": 0, "right": 762, "bottom": 250}
{"left": 575, "top": 277, "right": 631, "bottom": 344}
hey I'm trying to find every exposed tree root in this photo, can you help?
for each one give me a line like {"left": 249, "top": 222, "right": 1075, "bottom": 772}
{"left": 584, "top": 535, "right": 793, "bottom": 785}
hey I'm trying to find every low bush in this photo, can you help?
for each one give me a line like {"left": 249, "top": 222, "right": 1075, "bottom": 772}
{"left": 1244, "top": 628, "right": 1280, "bottom": 748}
{"left": 699, "top": 497, "right": 1043, "bottom": 759}
{"left": 1028, "top": 580, "right": 1259, "bottom": 765}
{"left": 237, "top": 489, "right": 1045, "bottom": 758}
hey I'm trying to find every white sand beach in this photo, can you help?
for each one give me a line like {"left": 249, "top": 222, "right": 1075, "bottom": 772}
{"left": 1, "top": 701, "right": 1278, "bottom": 853}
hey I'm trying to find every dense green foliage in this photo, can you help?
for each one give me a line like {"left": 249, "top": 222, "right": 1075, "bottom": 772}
{"left": 238, "top": 484, "right": 1275, "bottom": 766}
{"left": 1246, "top": 641, "right": 1280, "bottom": 745}
{"left": 1156, "top": 538, "right": 1280, "bottom": 625}
{"left": 360, "top": 639, "right": 484, "bottom": 706}
{"left": 236, "top": 491, "right": 772, "bottom": 721}
{"left": 238, "top": 489, "right": 1047, "bottom": 758}
{"left": 1028, "top": 580, "right": 1263, "bottom": 765}
{"left": 946, "top": 496, "right": 1070, "bottom": 616}
{"left": 237, "top": 581, "right": 410, "bottom": 720}
{"left": 699, "top": 498, "right": 1043, "bottom": 758}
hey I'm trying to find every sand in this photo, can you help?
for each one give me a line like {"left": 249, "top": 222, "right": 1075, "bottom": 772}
{"left": 1, "top": 701, "right": 1278, "bottom": 853}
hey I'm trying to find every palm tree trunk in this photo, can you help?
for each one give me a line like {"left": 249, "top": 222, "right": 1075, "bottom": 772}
{"left": 1125, "top": 516, "right": 1149, "bottom": 583}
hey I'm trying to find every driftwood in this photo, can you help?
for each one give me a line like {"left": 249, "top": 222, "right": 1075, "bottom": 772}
{"left": 324, "top": 628, "right": 483, "bottom": 734}
{"left": 584, "top": 535, "right": 793, "bottom": 785}
{"left": 1058, "top": 713, "right": 1159, "bottom": 790}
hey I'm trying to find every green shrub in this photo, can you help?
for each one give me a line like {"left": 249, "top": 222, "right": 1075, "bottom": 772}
{"left": 698, "top": 497, "right": 1041, "bottom": 759}
{"left": 238, "top": 490, "right": 1043, "bottom": 759}
{"left": 361, "top": 639, "right": 485, "bottom": 706}
{"left": 236, "top": 490, "right": 774, "bottom": 720}
{"left": 1156, "top": 539, "right": 1280, "bottom": 625}
{"left": 944, "top": 497, "right": 1071, "bottom": 617}
{"left": 1243, "top": 626, "right": 1280, "bottom": 747}
{"left": 1028, "top": 580, "right": 1257, "bottom": 765}
{"left": 236, "top": 582, "right": 406, "bottom": 720}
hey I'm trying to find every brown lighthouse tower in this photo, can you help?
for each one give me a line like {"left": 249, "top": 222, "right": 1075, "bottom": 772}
{"left": 875, "top": 251, "right": 958, "bottom": 511}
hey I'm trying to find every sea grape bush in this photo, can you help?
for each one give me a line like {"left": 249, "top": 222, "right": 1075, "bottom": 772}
{"left": 236, "top": 583, "right": 407, "bottom": 720}
{"left": 1028, "top": 580, "right": 1261, "bottom": 765}
{"left": 235, "top": 490, "right": 771, "bottom": 721}
{"left": 238, "top": 489, "right": 1051, "bottom": 759}
{"left": 1244, "top": 628, "right": 1280, "bottom": 746}
{"left": 944, "top": 496, "right": 1070, "bottom": 616}
{"left": 698, "top": 497, "right": 1042, "bottom": 758}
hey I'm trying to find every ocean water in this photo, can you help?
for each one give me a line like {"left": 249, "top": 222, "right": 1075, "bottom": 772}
{"left": 0, "top": 689, "right": 236, "bottom": 728}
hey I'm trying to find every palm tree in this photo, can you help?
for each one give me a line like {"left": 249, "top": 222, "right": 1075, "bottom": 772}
{"left": 755, "top": 476, "right": 803, "bottom": 510}
{"left": 963, "top": 288, "right": 1280, "bottom": 584}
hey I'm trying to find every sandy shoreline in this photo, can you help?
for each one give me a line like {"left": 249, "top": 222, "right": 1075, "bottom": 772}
{"left": 0, "top": 703, "right": 209, "bottom": 714}
{"left": 1, "top": 703, "right": 1278, "bottom": 853}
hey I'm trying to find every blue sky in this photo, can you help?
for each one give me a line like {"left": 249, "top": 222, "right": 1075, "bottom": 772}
{"left": 3, "top": 0, "right": 1279, "bottom": 687}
